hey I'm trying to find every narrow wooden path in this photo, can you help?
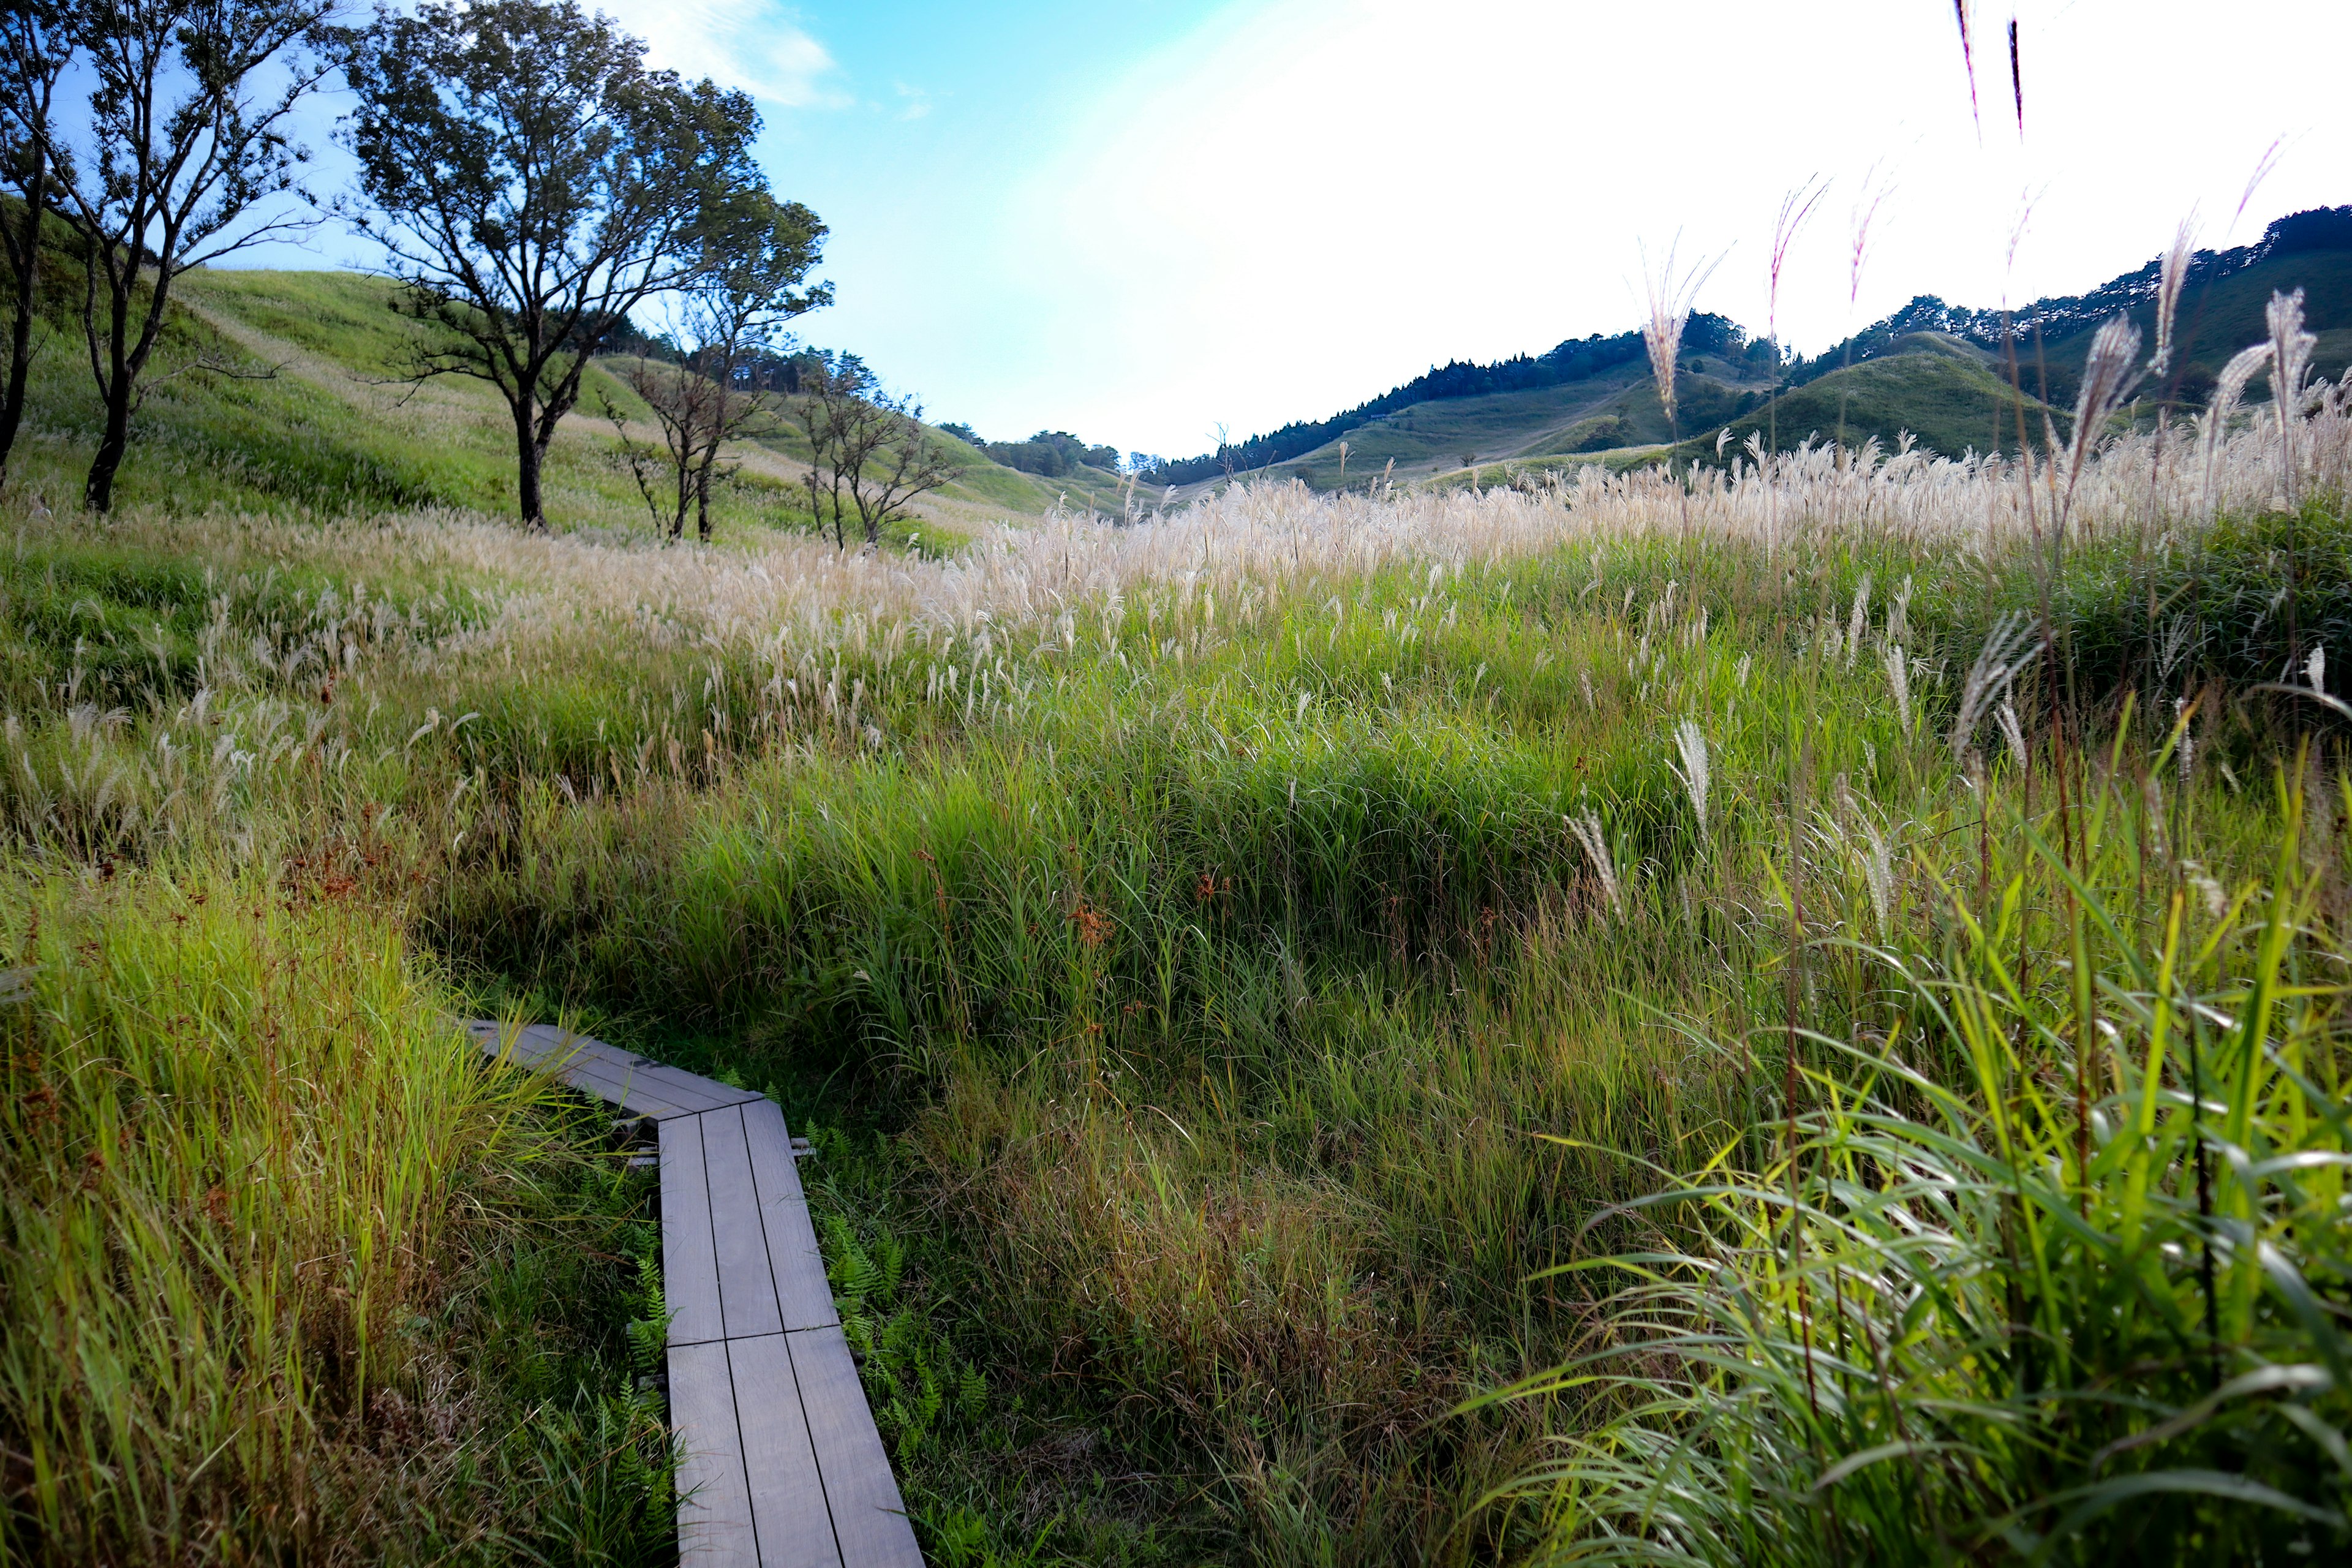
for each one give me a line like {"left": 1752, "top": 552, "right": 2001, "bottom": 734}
{"left": 469, "top": 1020, "right": 922, "bottom": 1568}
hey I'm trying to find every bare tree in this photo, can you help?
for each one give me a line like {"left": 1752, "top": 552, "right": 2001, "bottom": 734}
{"left": 62, "top": 0, "right": 343, "bottom": 511}
{"left": 0, "top": 0, "right": 72, "bottom": 482}
{"left": 603, "top": 190, "right": 827, "bottom": 541}
{"left": 342, "top": 0, "right": 760, "bottom": 529}
{"left": 606, "top": 345, "right": 725, "bottom": 538}
{"left": 799, "top": 355, "right": 958, "bottom": 550}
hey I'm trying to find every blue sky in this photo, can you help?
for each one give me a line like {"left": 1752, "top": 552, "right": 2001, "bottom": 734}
{"left": 259, "top": 0, "right": 2352, "bottom": 460}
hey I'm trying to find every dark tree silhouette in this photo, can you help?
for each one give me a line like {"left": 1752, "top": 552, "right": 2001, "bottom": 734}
{"left": 0, "top": 0, "right": 72, "bottom": 481}
{"left": 62, "top": 0, "right": 342, "bottom": 511}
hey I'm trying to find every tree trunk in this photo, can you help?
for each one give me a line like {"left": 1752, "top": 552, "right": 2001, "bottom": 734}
{"left": 513, "top": 401, "right": 546, "bottom": 528}
{"left": 693, "top": 437, "right": 717, "bottom": 541}
{"left": 0, "top": 149, "right": 45, "bottom": 481}
{"left": 83, "top": 368, "right": 134, "bottom": 513}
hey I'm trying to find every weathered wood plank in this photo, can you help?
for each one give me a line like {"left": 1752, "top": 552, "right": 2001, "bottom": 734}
{"left": 472, "top": 1020, "right": 767, "bottom": 1118}
{"left": 671, "top": 1338, "right": 759, "bottom": 1565}
{"left": 660, "top": 1114, "right": 726, "bottom": 1347}
{"left": 475, "top": 1020, "right": 907, "bottom": 1567}
{"left": 522, "top": 1025, "right": 764, "bottom": 1117}
{"left": 741, "top": 1099, "right": 808, "bottom": 1203}
{"left": 744, "top": 1102, "right": 837, "bottom": 1333}
{"left": 725, "top": 1333, "right": 839, "bottom": 1568}
{"left": 790, "top": 1325, "right": 922, "bottom": 1568}
{"left": 703, "top": 1107, "right": 786, "bottom": 1341}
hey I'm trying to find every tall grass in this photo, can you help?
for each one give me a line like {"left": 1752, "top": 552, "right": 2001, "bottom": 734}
{"left": 0, "top": 872, "right": 673, "bottom": 1562}
{"left": 1492, "top": 750, "right": 2352, "bottom": 1563}
{"left": 0, "top": 301, "right": 2346, "bottom": 1561}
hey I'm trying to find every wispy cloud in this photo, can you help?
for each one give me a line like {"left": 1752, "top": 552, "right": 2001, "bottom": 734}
{"left": 600, "top": 0, "right": 846, "bottom": 108}
{"left": 893, "top": 82, "right": 931, "bottom": 121}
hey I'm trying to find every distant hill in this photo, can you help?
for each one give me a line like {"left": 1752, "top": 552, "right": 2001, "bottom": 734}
{"left": 1156, "top": 205, "right": 2352, "bottom": 492}
{"left": 1147, "top": 315, "right": 1782, "bottom": 493}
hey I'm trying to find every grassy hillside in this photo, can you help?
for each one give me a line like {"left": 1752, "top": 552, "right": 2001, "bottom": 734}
{"left": 2031, "top": 246, "right": 2352, "bottom": 407}
{"left": 1197, "top": 366, "right": 1772, "bottom": 496}
{"left": 13, "top": 260, "right": 1095, "bottom": 530}
{"left": 1694, "top": 347, "right": 2056, "bottom": 462}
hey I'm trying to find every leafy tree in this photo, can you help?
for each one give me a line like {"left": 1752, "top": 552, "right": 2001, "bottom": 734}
{"left": 982, "top": 429, "right": 1120, "bottom": 478}
{"left": 605, "top": 188, "right": 827, "bottom": 541}
{"left": 61, "top": 0, "right": 343, "bottom": 511}
{"left": 341, "top": 0, "right": 760, "bottom": 529}
{"left": 798, "top": 355, "right": 958, "bottom": 549}
{"left": 0, "top": 0, "right": 72, "bottom": 481}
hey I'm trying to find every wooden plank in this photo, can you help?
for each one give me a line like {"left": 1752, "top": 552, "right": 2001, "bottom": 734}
{"left": 478, "top": 1020, "right": 907, "bottom": 1567}
{"left": 726, "top": 1333, "right": 840, "bottom": 1568}
{"left": 507, "top": 1031, "right": 710, "bottom": 1119}
{"left": 789, "top": 1325, "right": 921, "bottom": 1568}
{"left": 670, "top": 1338, "right": 759, "bottom": 1565}
{"left": 744, "top": 1102, "right": 837, "bottom": 1333}
{"left": 703, "top": 1107, "right": 785, "bottom": 1341}
{"left": 660, "top": 1113, "right": 726, "bottom": 1346}
{"left": 473, "top": 1020, "right": 766, "bottom": 1118}
{"left": 520, "top": 1024, "right": 764, "bottom": 1117}
{"left": 741, "top": 1100, "right": 808, "bottom": 1202}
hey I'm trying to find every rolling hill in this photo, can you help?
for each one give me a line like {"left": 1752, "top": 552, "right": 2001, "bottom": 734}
{"left": 13, "top": 258, "right": 1119, "bottom": 532}
{"left": 1154, "top": 204, "right": 2352, "bottom": 494}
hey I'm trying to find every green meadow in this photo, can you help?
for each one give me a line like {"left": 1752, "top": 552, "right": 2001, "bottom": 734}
{"left": 6, "top": 270, "right": 2352, "bottom": 1566}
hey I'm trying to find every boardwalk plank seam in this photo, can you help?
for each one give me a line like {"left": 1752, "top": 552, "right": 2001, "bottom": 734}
{"left": 469, "top": 1021, "right": 919, "bottom": 1567}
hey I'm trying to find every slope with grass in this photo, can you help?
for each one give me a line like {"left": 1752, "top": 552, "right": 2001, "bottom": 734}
{"left": 10, "top": 251, "right": 1104, "bottom": 533}
{"left": 1683, "top": 344, "right": 2057, "bottom": 464}
{"left": 1182, "top": 361, "right": 1777, "bottom": 497}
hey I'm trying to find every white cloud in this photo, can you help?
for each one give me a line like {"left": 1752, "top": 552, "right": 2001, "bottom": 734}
{"left": 600, "top": 0, "right": 844, "bottom": 107}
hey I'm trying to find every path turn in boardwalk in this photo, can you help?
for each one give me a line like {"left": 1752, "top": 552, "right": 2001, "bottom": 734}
{"left": 469, "top": 1020, "right": 923, "bottom": 1568}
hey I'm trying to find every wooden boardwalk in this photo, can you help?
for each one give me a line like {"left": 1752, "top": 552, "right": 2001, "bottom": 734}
{"left": 469, "top": 1020, "right": 922, "bottom": 1568}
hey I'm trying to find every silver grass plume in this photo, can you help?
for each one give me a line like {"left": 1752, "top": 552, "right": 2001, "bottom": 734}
{"left": 1883, "top": 643, "right": 1913, "bottom": 736}
{"left": 2269, "top": 288, "right": 2318, "bottom": 506}
{"left": 1995, "top": 700, "right": 2028, "bottom": 768}
{"left": 2063, "top": 316, "right": 2146, "bottom": 524}
{"left": 2201, "top": 341, "right": 2274, "bottom": 516}
{"left": 1567, "top": 811, "right": 1623, "bottom": 915}
{"left": 1950, "top": 610, "right": 2041, "bottom": 758}
{"left": 1672, "top": 720, "right": 1711, "bottom": 846}
{"left": 1640, "top": 240, "right": 1722, "bottom": 436}
{"left": 1859, "top": 812, "right": 1895, "bottom": 944}
{"left": 2150, "top": 217, "right": 2198, "bottom": 380}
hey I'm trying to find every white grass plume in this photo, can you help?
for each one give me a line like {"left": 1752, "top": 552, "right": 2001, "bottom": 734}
{"left": 1950, "top": 610, "right": 2040, "bottom": 758}
{"left": 1672, "top": 720, "right": 1711, "bottom": 846}
{"left": 1859, "top": 811, "right": 1895, "bottom": 944}
{"left": 2063, "top": 316, "right": 2146, "bottom": 527}
{"left": 1566, "top": 810, "right": 1623, "bottom": 916}
{"left": 1845, "top": 575, "right": 1872, "bottom": 667}
{"left": 2152, "top": 216, "right": 2198, "bottom": 380}
{"left": 1996, "top": 700, "right": 2027, "bottom": 769}
{"left": 2269, "top": 288, "right": 2318, "bottom": 506}
{"left": 1883, "top": 643, "right": 1912, "bottom": 737}
{"left": 1640, "top": 238, "right": 1723, "bottom": 436}
{"left": 2202, "top": 341, "right": 2274, "bottom": 516}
